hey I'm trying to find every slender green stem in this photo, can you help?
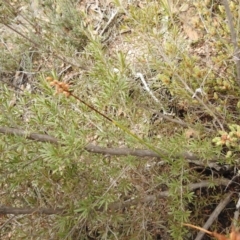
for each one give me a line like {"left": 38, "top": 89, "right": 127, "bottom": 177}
{"left": 70, "top": 93, "right": 164, "bottom": 158}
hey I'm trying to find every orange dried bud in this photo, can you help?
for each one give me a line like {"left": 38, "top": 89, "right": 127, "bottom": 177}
{"left": 50, "top": 81, "right": 57, "bottom": 86}
{"left": 48, "top": 80, "right": 71, "bottom": 97}
{"left": 220, "top": 134, "right": 231, "bottom": 145}
{"left": 57, "top": 87, "right": 64, "bottom": 93}
{"left": 235, "top": 132, "right": 240, "bottom": 138}
{"left": 63, "top": 91, "right": 71, "bottom": 97}
{"left": 221, "top": 135, "right": 229, "bottom": 141}
{"left": 46, "top": 76, "right": 53, "bottom": 82}
{"left": 59, "top": 82, "right": 69, "bottom": 91}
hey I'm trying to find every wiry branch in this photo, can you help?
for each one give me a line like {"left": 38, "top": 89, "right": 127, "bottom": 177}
{"left": 0, "top": 206, "right": 65, "bottom": 215}
{"left": 107, "top": 179, "right": 231, "bottom": 211}
{"left": 0, "top": 179, "right": 231, "bottom": 215}
{"left": 222, "top": 0, "right": 240, "bottom": 86}
{"left": 0, "top": 126, "right": 225, "bottom": 170}
{"left": 0, "top": 127, "right": 232, "bottom": 214}
{"left": 85, "top": 144, "right": 225, "bottom": 170}
{"left": 85, "top": 143, "right": 160, "bottom": 158}
{"left": 194, "top": 192, "right": 233, "bottom": 240}
{"left": 0, "top": 126, "right": 59, "bottom": 144}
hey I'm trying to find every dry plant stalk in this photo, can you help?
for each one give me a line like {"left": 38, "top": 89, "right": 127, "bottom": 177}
{"left": 183, "top": 223, "right": 240, "bottom": 240}
{"left": 221, "top": 0, "right": 240, "bottom": 86}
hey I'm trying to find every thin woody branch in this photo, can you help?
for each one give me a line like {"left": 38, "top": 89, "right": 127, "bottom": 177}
{"left": 107, "top": 179, "right": 231, "bottom": 211}
{"left": 0, "top": 179, "right": 231, "bottom": 215}
{"left": 0, "top": 206, "right": 65, "bottom": 215}
{"left": 222, "top": 0, "right": 240, "bottom": 86}
{"left": 194, "top": 192, "right": 233, "bottom": 240}
{"left": 85, "top": 143, "right": 160, "bottom": 158}
{"left": 85, "top": 144, "right": 224, "bottom": 170}
{"left": 0, "top": 126, "right": 225, "bottom": 170}
{"left": 0, "top": 126, "right": 59, "bottom": 144}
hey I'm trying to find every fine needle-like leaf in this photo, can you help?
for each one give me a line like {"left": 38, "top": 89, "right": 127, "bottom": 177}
{"left": 47, "top": 78, "right": 166, "bottom": 159}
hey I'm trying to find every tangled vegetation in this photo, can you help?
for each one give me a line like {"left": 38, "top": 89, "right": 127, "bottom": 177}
{"left": 1, "top": 0, "right": 240, "bottom": 239}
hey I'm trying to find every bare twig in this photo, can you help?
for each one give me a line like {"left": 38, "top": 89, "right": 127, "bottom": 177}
{"left": 99, "top": 9, "right": 120, "bottom": 36}
{"left": 0, "top": 179, "right": 230, "bottom": 215}
{"left": 85, "top": 144, "right": 224, "bottom": 170}
{"left": 222, "top": 0, "right": 240, "bottom": 86}
{"left": 0, "top": 215, "right": 15, "bottom": 230}
{"left": 0, "top": 126, "right": 226, "bottom": 170}
{"left": 233, "top": 209, "right": 239, "bottom": 227}
{"left": 0, "top": 126, "right": 59, "bottom": 144}
{"left": 194, "top": 191, "right": 233, "bottom": 240}
{"left": 0, "top": 206, "right": 65, "bottom": 215}
{"left": 107, "top": 178, "right": 231, "bottom": 211}
{"left": 136, "top": 72, "right": 161, "bottom": 104}
{"left": 85, "top": 143, "right": 160, "bottom": 158}
{"left": 154, "top": 111, "right": 192, "bottom": 128}
{"left": 233, "top": 193, "right": 240, "bottom": 227}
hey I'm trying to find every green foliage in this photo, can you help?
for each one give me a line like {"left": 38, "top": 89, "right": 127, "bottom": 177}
{"left": 1, "top": 0, "right": 240, "bottom": 239}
